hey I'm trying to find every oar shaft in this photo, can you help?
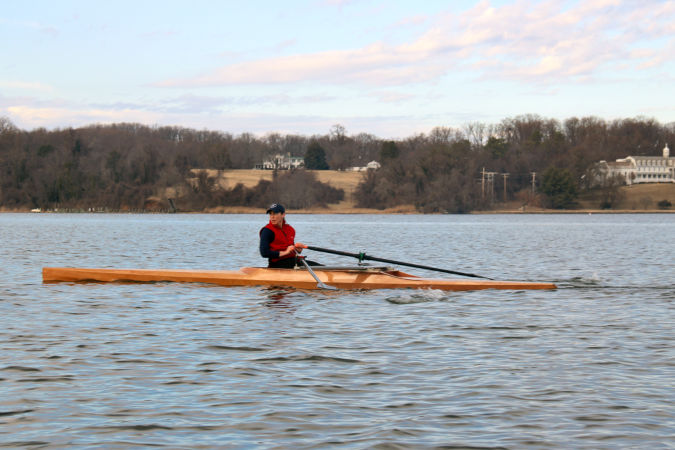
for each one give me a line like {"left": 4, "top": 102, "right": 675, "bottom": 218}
{"left": 306, "top": 245, "right": 492, "bottom": 280}
{"left": 295, "top": 251, "right": 337, "bottom": 290}
{"left": 305, "top": 246, "right": 361, "bottom": 259}
{"left": 365, "top": 255, "right": 490, "bottom": 279}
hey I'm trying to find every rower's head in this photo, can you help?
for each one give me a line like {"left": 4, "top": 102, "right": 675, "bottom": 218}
{"left": 266, "top": 203, "right": 286, "bottom": 227}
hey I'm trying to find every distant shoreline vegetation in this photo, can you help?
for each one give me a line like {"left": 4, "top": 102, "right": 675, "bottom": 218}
{"left": 1, "top": 116, "right": 673, "bottom": 213}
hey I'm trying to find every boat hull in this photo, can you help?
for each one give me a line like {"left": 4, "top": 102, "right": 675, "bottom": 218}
{"left": 42, "top": 267, "right": 556, "bottom": 291}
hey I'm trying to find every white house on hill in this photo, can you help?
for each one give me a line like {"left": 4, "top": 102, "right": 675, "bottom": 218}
{"left": 255, "top": 153, "right": 304, "bottom": 170}
{"left": 595, "top": 144, "right": 674, "bottom": 185}
{"left": 346, "top": 161, "right": 381, "bottom": 172}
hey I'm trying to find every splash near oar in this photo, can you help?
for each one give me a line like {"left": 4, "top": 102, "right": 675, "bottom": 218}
{"left": 305, "top": 245, "right": 493, "bottom": 280}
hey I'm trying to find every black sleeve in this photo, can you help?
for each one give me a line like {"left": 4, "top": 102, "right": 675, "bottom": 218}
{"left": 259, "top": 228, "right": 280, "bottom": 259}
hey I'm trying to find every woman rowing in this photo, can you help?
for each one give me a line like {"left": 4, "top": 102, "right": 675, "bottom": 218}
{"left": 259, "top": 203, "right": 320, "bottom": 268}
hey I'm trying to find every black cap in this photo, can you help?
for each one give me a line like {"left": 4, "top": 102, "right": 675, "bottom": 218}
{"left": 266, "top": 203, "right": 285, "bottom": 214}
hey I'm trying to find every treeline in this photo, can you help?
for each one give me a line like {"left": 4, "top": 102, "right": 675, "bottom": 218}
{"left": 0, "top": 119, "right": 356, "bottom": 211}
{"left": 356, "top": 116, "right": 674, "bottom": 211}
{"left": 0, "top": 116, "right": 673, "bottom": 212}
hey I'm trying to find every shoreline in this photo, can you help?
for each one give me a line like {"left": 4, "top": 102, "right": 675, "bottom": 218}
{"left": 3, "top": 206, "right": 674, "bottom": 214}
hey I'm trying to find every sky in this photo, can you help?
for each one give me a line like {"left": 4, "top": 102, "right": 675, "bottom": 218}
{"left": 1, "top": 0, "right": 674, "bottom": 138}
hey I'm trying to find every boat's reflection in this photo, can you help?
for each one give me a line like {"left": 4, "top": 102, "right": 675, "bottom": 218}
{"left": 262, "top": 287, "right": 299, "bottom": 309}
{"left": 261, "top": 285, "right": 342, "bottom": 309}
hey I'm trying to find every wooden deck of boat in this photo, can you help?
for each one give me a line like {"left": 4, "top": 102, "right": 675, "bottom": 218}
{"left": 42, "top": 267, "right": 556, "bottom": 291}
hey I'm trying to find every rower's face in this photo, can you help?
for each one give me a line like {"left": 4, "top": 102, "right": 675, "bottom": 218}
{"left": 269, "top": 211, "right": 285, "bottom": 227}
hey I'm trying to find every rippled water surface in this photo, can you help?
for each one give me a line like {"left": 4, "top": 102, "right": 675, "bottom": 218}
{"left": 1, "top": 213, "right": 674, "bottom": 448}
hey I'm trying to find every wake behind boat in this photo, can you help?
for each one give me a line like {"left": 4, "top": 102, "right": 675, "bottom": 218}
{"left": 42, "top": 265, "right": 556, "bottom": 291}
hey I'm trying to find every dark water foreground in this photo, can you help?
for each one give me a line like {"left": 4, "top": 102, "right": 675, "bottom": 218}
{"left": 1, "top": 213, "right": 673, "bottom": 448}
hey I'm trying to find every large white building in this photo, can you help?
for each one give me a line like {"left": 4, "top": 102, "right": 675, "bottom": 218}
{"left": 255, "top": 153, "right": 304, "bottom": 170}
{"left": 596, "top": 144, "right": 674, "bottom": 185}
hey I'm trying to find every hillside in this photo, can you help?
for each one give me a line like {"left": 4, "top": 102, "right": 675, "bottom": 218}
{"left": 619, "top": 183, "right": 675, "bottom": 207}
{"left": 213, "top": 169, "right": 364, "bottom": 193}
{"left": 197, "top": 169, "right": 379, "bottom": 212}
{"left": 576, "top": 183, "right": 675, "bottom": 211}
{"left": 199, "top": 169, "right": 675, "bottom": 213}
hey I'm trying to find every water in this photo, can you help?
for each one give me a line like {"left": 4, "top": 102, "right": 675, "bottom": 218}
{"left": 1, "top": 213, "right": 673, "bottom": 448}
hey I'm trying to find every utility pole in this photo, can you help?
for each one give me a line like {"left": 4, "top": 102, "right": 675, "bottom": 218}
{"left": 502, "top": 173, "right": 509, "bottom": 202}
{"left": 487, "top": 172, "right": 497, "bottom": 201}
{"left": 481, "top": 167, "right": 486, "bottom": 199}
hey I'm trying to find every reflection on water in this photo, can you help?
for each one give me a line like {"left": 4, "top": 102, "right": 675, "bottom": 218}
{"left": 0, "top": 213, "right": 673, "bottom": 448}
{"left": 262, "top": 287, "right": 301, "bottom": 308}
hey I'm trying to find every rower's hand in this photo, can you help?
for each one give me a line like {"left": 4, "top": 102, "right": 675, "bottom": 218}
{"left": 281, "top": 245, "right": 297, "bottom": 257}
{"left": 294, "top": 242, "right": 307, "bottom": 253}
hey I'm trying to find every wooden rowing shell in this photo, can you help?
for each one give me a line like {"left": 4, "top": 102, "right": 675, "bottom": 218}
{"left": 42, "top": 266, "right": 556, "bottom": 291}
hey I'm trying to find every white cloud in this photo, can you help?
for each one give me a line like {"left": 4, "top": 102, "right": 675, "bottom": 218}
{"left": 0, "top": 17, "right": 59, "bottom": 36}
{"left": 0, "top": 92, "right": 342, "bottom": 132}
{"left": 4, "top": 1, "right": 673, "bottom": 136}
{"left": 369, "top": 90, "right": 417, "bottom": 103}
{"left": 157, "top": 0, "right": 675, "bottom": 88}
{"left": 5, "top": 104, "right": 160, "bottom": 129}
{"left": 0, "top": 80, "right": 54, "bottom": 92}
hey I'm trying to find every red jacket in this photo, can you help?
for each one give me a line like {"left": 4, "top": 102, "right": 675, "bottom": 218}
{"left": 260, "top": 222, "right": 296, "bottom": 263}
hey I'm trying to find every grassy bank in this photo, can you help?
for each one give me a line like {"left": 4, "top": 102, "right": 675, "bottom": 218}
{"left": 213, "top": 170, "right": 675, "bottom": 214}
{"left": 7, "top": 170, "right": 675, "bottom": 214}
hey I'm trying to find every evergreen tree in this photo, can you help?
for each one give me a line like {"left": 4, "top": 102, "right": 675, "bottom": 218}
{"left": 380, "top": 140, "right": 399, "bottom": 160}
{"left": 304, "top": 142, "right": 329, "bottom": 169}
{"left": 540, "top": 166, "right": 578, "bottom": 209}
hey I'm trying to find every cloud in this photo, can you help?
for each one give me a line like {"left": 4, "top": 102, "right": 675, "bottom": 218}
{"left": 139, "top": 29, "right": 179, "bottom": 40}
{"left": 319, "top": 0, "right": 356, "bottom": 8}
{"left": 0, "top": 17, "right": 59, "bottom": 37}
{"left": 158, "top": 41, "right": 444, "bottom": 88}
{"left": 392, "top": 14, "right": 429, "bottom": 28}
{"left": 454, "top": 0, "right": 675, "bottom": 80}
{"left": 0, "top": 92, "right": 341, "bottom": 131}
{"left": 369, "top": 90, "right": 417, "bottom": 103}
{"left": 0, "top": 94, "right": 159, "bottom": 129}
{"left": 157, "top": 0, "right": 675, "bottom": 89}
{"left": 4, "top": 104, "right": 160, "bottom": 129}
{"left": 1, "top": 100, "right": 419, "bottom": 138}
{"left": 0, "top": 80, "right": 54, "bottom": 92}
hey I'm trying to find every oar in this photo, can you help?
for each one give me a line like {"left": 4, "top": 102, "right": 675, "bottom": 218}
{"left": 306, "top": 245, "right": 493, "bottom": 280}
{"left": 294, "top": 251, "right": 338, "bottom": 290}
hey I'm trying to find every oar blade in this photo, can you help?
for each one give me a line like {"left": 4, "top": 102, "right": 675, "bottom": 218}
{"left": 316, "top": 281, "right": 338, "bottom": 291}
{"left": 296, "top": 253, "right": 339, "bottom": 290}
